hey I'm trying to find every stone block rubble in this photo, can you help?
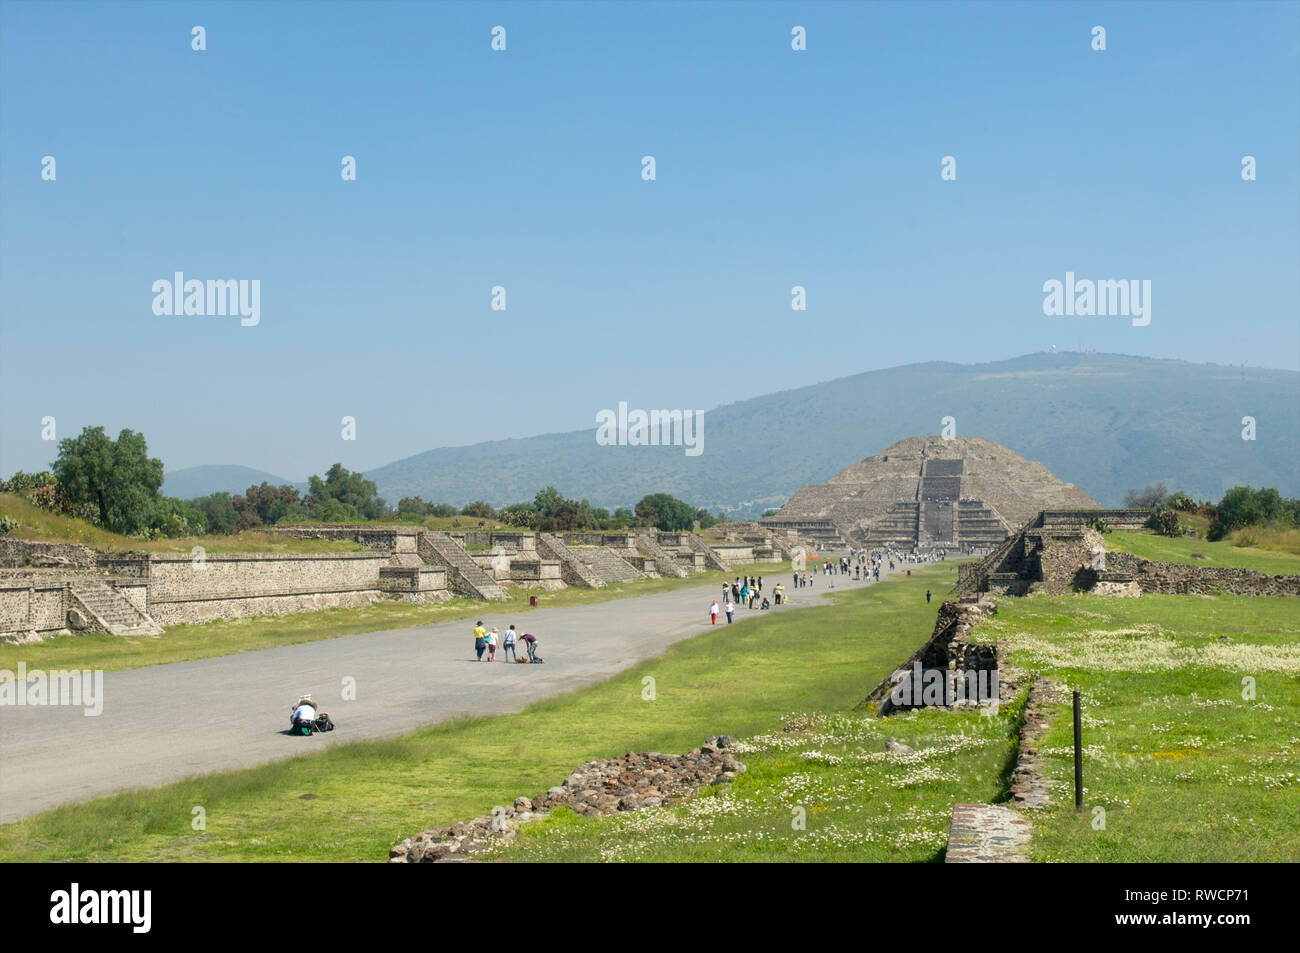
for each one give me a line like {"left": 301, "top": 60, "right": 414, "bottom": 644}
{"left": 389, "top": 736, "right": 745, "bottom": 863}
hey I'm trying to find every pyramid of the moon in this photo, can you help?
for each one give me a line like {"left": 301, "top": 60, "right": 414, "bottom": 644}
{"left": 763, "top": 435, "right": 1100, "bottom": 550}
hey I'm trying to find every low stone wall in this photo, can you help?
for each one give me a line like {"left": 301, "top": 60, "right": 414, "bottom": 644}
{"left": 145, "top": 551, "right": 392, "bottom": 624}
{"left": 378, "top": 566, "right": 452, "bottom": 604}
{"left": 390, "top": 736, "right": 745, "bottom": 863}
{"left": 0, "top": 578, "right": 69, "bottom": 640}
{"left": 712, "top": 544, "right": 755, "bottom": 565}
{"left": 857, "top": 598, "right": 999, "bottom": 714}
{"left": 0, "top": 538, "right": 99, "bottom": 569}
{"left": 1105, "top": 553, "right": 1300, "bottom": 597}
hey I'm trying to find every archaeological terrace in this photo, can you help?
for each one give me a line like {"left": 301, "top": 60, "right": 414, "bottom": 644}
{"left": 0, "top": 524, "right": 808, "bottom": 642}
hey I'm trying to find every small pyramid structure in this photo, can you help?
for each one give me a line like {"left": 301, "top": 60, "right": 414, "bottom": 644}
{"left": 763, "top": 435, "right": 1099, "bottom": 550}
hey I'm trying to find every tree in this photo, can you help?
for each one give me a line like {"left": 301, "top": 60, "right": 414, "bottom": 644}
{"left": 462, "top": 500, "right": 497, "bottom": 519}
{"left": 635, "top": 493, "right": 697, "bottom": 531}
{"left": 398, "top": 496, "right": 428, "bottom": 519}
{"left": 191, "top": 493, "right": 238, "bottom": 535}
{"left": 52, "top": 426, "right": 164, "bottom": 534}
{"left": 306, "top": 464, "right": 385, "bottom": 521}
{"left": 1123, "top": 482, "right": 1170, "bottom": 509}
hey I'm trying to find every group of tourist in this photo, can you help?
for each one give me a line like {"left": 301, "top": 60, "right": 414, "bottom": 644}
{"left": 472, "top": 620, "right": 538, "bottom": 662}
{"left": 712, "top": 574, "right": 777, "bottom": 623}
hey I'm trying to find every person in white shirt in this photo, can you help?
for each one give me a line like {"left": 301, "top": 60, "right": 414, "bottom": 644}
{"left": 290, "top": 694, "right": 318, "bottom": 732}
{"left": 503, "top": 624, "right": 519, "bottom": 662}
{"left": 724, "top": 600, "right": 735, "bottom": 623}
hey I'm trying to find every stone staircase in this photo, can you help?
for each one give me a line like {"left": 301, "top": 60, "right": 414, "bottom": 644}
{"left": 535, "top": 533, "right": 605, "bottom": 589}
{"left": 635, "top": 532, "right": 690, "bottom": 578}
{"left": 419, "top": 532, "right": 509, "bottom": 601}
{"left": 580, "top": 546, "right": 645, "bottom": 583}
{"left": 68, "top": 580, "right": 164, "bottom": 635}
{"left": 683, "top": 534, "right": 731, "bottom": 571}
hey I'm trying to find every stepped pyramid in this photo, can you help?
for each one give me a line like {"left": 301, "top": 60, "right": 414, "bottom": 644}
{"left": 764, "top": 436, "right": 1099, "bottom": 550}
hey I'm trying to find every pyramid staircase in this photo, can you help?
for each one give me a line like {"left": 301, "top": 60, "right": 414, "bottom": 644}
{"left": 635, "top": 532, "right": 690, "bottom": 578}
{"left": 535, "top": 533, "right": 606, "bottom": 589}
{"left": 68, "top": 579, "right": 164, "bottom": 635}
{"left": 580, "top": 546, "right": 645, "bottom": 583}
{"left": 683, "top": 534, "right": 731, "bottom": 571}
{"left": 418, "top": 532, "right": 509, "bottom": 601}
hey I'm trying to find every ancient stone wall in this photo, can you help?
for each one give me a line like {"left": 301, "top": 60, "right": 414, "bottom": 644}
{"left": 0, "top": 538, "right": 99, "bottom": 569}
{"left": 0, "top": 579, "right": 68, "bottom": 639}
{"left": 1106, "top": 553, "right": 1300, "bottom": 597}
{"left": 144, "top": 552, "right": 391, "bottom": 624}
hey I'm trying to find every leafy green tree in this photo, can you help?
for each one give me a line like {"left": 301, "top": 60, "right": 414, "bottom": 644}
{"left": 429, "top": 503, "right": 459, "bottom": 518}
{"left": 635, "top": 493, "right": 697, "bottom": 531}
{"left": 462, "top": 500, "right": 497, "bottom": 519}
{"left": 306, "top": 464, "right": 385, "bottom": 520}
{"left": 52, "top": 426, "right": 164, "bottom": 534}
{"left": 398, "top": 496, "right": 428, "bottom": 519}
{"left": 191, "top": 493, "right": 238, "bottom": 534}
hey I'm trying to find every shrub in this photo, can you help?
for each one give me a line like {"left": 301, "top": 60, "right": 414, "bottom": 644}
{"left": 1233, "top": 531, "right": 1258, "bottom": 548}
{"left": 1087, "top": 516, "right": 1112, "bottom": 534}
{"left": 0, "top": 515, "right": 19, "bottom": 535}
{"left": 1147, "top": 508, "right": 1182, "bottom": 537}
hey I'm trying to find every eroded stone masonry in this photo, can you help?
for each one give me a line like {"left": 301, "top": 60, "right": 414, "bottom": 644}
{"left": 0, "top": 525, "right": 807, "bottom": 642}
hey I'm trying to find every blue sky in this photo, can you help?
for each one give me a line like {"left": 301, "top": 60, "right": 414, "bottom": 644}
{"left": 2, "top": 0, "right": 1297, "bottom": 480}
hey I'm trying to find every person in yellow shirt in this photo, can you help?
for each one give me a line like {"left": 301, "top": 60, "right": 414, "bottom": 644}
{"left": 473, "top": 621, "right": 487, "bottom": 661}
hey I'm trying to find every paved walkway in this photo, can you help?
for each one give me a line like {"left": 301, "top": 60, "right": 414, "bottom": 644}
{"left": 0, "top": 563, "right": 908, "bottom": 823}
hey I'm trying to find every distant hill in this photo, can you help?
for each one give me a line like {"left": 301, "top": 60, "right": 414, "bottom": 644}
{"left": 163, "top": 465, "right": 301, "bottom": 501}
{"left": 363, "top": 353, "right": 1300, "bottom": 515}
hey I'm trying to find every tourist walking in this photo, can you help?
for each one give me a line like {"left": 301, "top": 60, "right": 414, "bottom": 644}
{"left": 503, "top": 624, "right": 518, "bottom": 661}
{"left": 926, "top": 589, "right": 932, "bottom": 603}
{"left": 725, "top": 600, "right": 734, "bottom": 623}
{"left": 487, "top": 627, "right": 499, "bottom": 661}
{"left": 710, "top": 600, "right": 719, "bottom": 624}
{"left": 473, "top": 620, "right": 487, "bottom": 661}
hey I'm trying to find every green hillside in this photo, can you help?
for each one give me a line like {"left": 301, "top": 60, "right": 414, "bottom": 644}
{"left": 365, "top": 352, "right": 1299, "bottom": 514}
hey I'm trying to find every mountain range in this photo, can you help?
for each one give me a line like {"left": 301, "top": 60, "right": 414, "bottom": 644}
{"left": 165, "top": 352, "right": 1300, "bottom": 516}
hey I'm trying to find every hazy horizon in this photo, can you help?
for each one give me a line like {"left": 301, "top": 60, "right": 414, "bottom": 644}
{"left": 3, "top": 2, "right": 1298, "bottom": 478}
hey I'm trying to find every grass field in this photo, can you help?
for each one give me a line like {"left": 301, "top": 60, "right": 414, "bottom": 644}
{"left": 0, "top": 563, "right": 964, "bottom": 862}
{"left": 0, "top": 561, "right": 790, "bottom": 674}
{"left": 1105, "top": 527, "right": 1300, "bottom": 576}
{"left": 985, "top": 593, "right": 1300, "bottom": 862}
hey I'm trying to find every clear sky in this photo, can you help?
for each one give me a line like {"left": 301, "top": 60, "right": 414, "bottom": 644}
{"left": 2, "top": 0, "right": 1297, "bottom": 480}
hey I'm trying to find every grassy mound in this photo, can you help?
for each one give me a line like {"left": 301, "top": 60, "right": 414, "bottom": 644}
{"left": 0, "top": 493, "right": 363, "bottom": 555}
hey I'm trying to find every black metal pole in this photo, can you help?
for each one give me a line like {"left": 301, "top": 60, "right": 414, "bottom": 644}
{"left": 1073, "top": 690, "right": 1083, "bottom": 811}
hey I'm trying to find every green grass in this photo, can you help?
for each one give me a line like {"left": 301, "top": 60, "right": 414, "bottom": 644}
{"left": 984, "top": 593, "right": 1300, "bottom": 862}
{"left": 0, "top": 562, "right": 790, "bottom": 673}
{"left": 1106, "top": 527, "right": 1300, "bottom": 576}
{"left": 481, "top": 705, "right": 1018, "bottom": 862}
{"left": 0, "top": 563, "right": 963, "bottom": 862}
